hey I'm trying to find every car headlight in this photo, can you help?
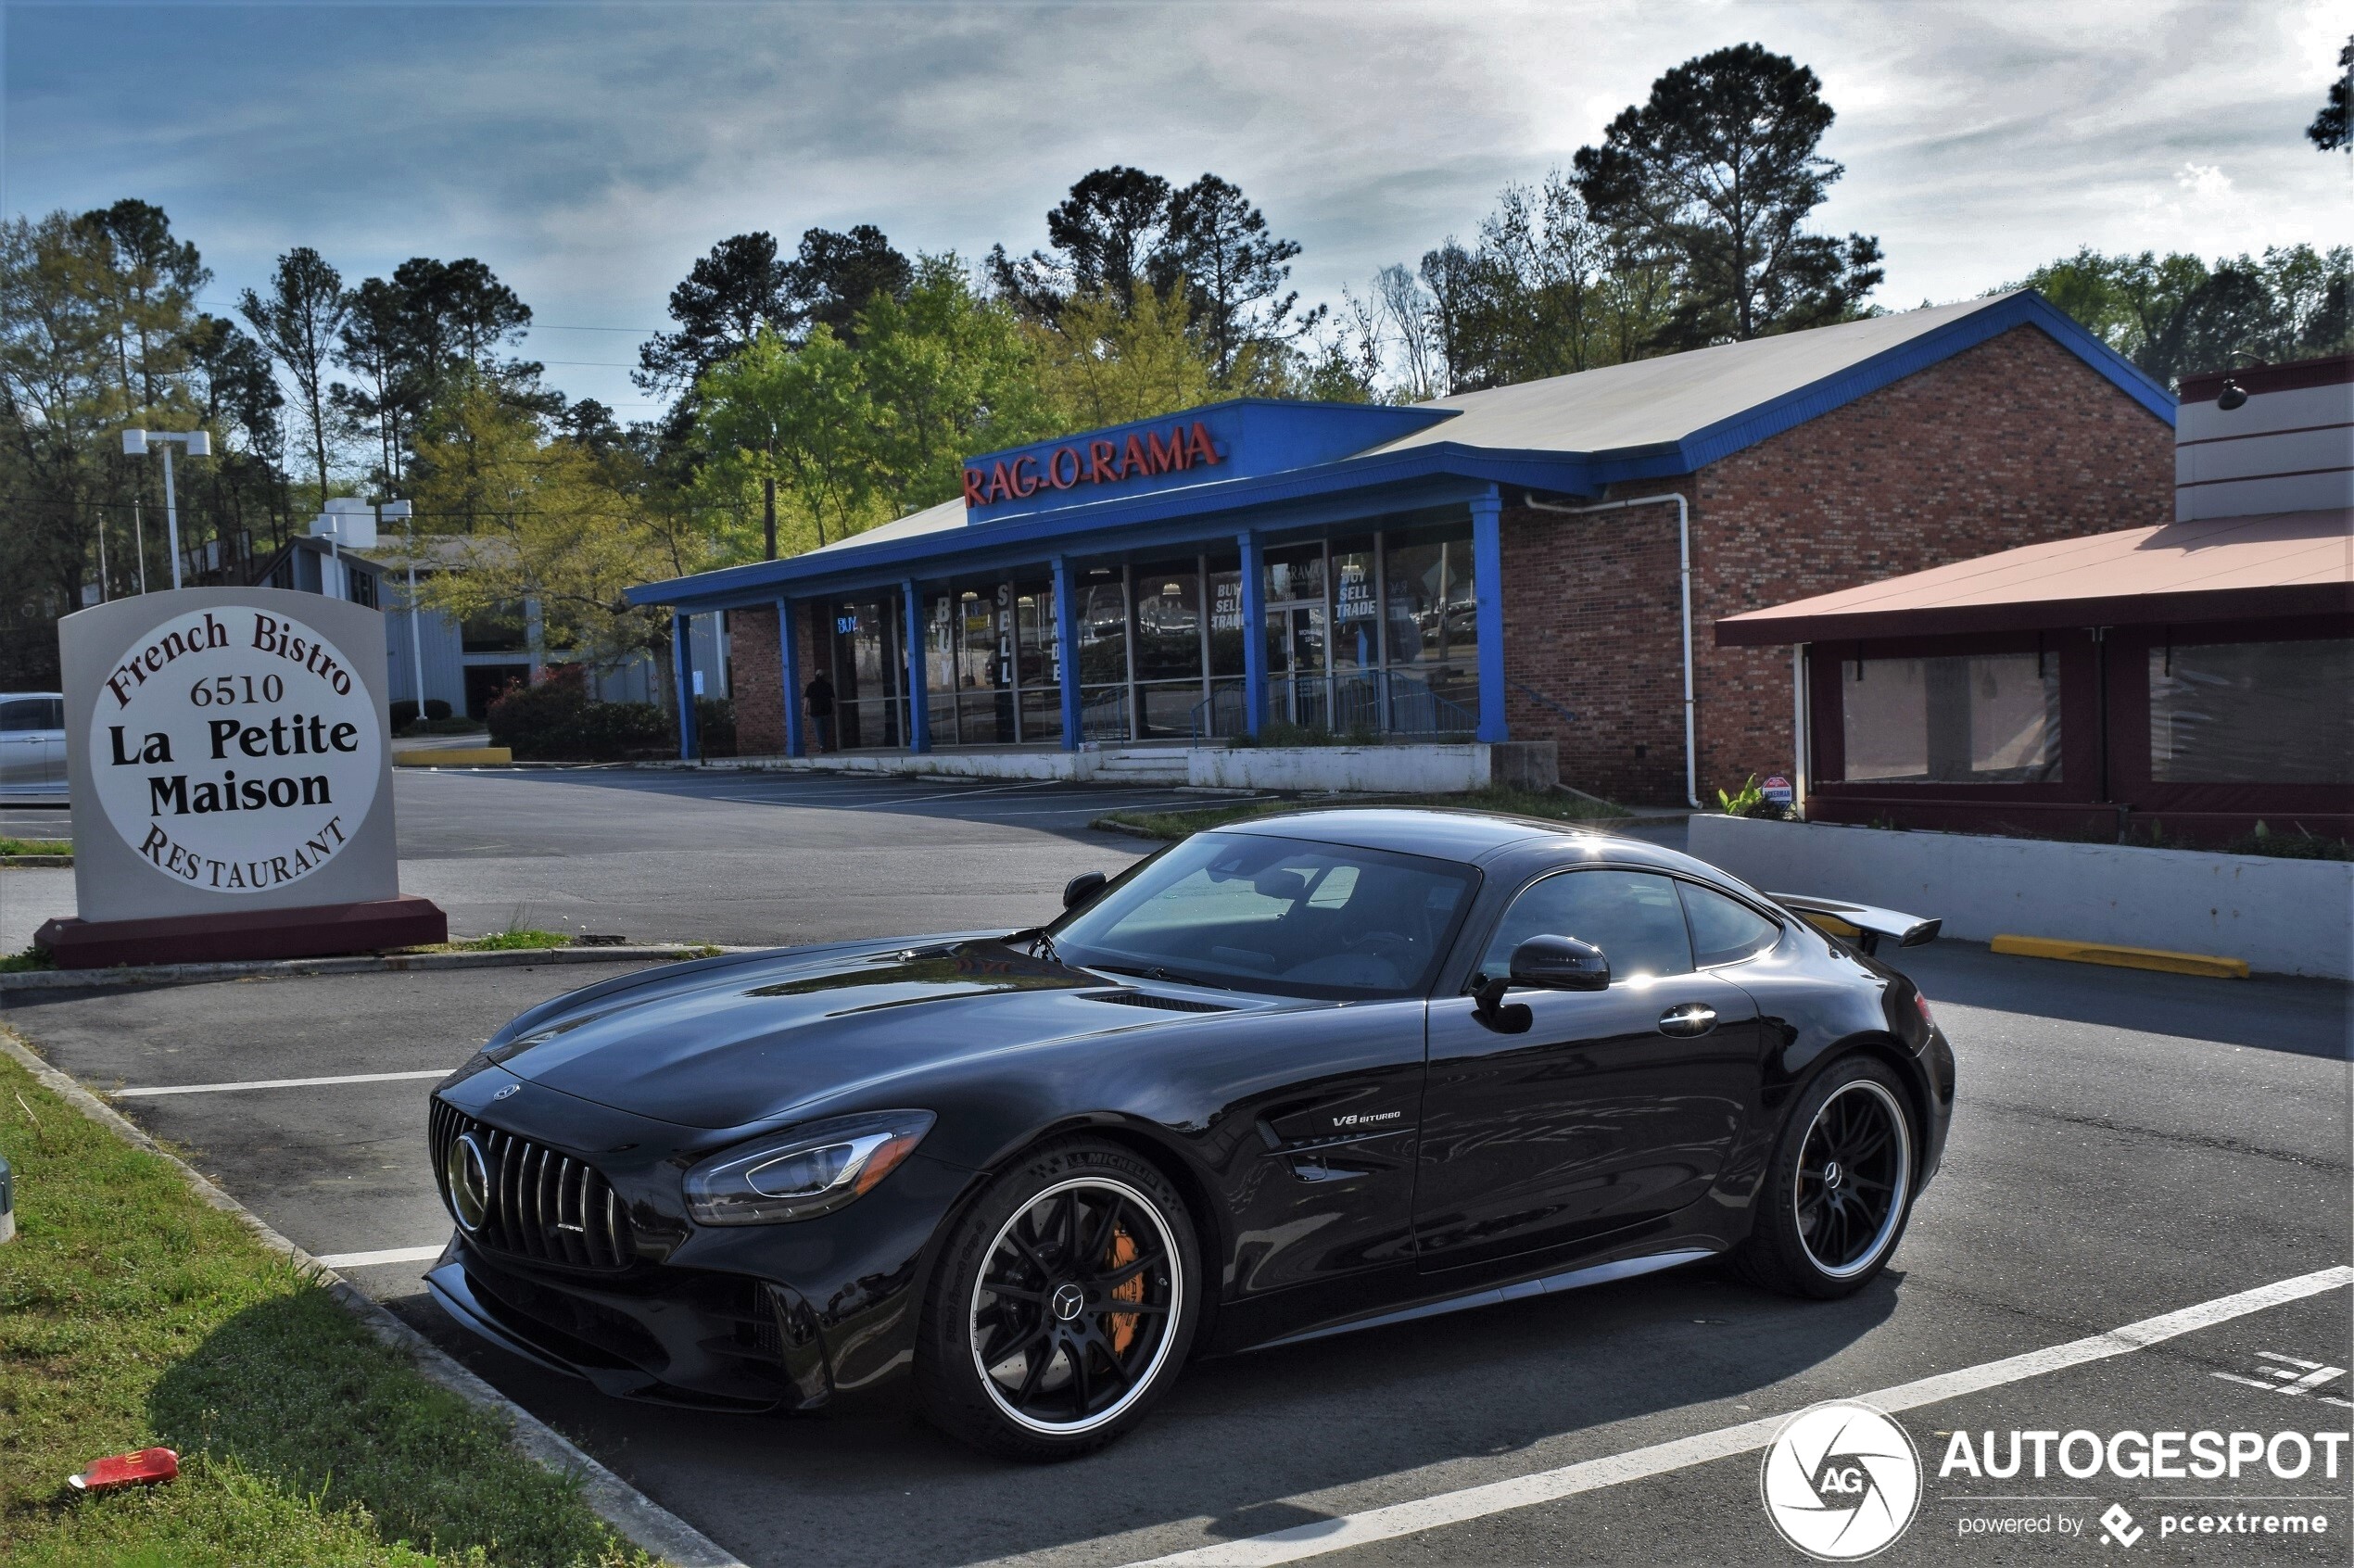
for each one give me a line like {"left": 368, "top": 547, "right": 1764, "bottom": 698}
{"left": 682, "top": 1110, "right": 936, "bottom": 1226}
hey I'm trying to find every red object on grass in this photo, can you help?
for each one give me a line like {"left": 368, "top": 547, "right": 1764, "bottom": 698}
{"left": 67, "top": 1448, "right": 179, "bottom": 1491}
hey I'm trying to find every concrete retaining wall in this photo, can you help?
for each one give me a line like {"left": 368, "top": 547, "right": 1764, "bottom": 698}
{"left": 681, "top": 740, "right": 1557, "bottom": 793}
{"left": 1187, "top": 741, "right": 1557, "bottom": 793}
{"left": 1687, "top": 816, "right": 2353, "bottom": 980}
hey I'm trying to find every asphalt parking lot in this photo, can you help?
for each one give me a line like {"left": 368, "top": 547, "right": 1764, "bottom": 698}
{"left": 0, "top": 765, "right": 1230, "bottom": 951}
{"left": 4, "top": 771, "right": 2348, "bottom": 1565}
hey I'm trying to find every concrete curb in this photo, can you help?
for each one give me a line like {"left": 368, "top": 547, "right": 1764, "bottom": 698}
{"left": 1990, "top": 933, "right": 2252, "bottom": 979}
{"left": 0, "top": 1026, "right": 750, "bottom": 1568}
{"left": 0, "top": 943, "right": 747, "bottom": 993}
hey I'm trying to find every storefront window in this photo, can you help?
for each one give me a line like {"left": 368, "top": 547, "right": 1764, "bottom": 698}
{"left": 1015, "top": 582, "right": 1061, "bottom": 744}
{"left": 956, "top": 588, "right": 1017, "bottom": 744}
{"left": 830, "top": 596, "right": 903, "bottom": 750}
{"left": 1207, "top": 559, "right": 1246, "bottom": 678}
{"left": 1134, "top": 561, "right": 1203, "bottom": 739}
{"left": 1263, "top": 543, "right": 1324, "bottom": 606}
{"left": 1383, "top": 526, "right": 1478, "bottom": 730}
{"left": 2149, "top": 639, "right": 2352, "bottom": 784}
{"left": 1841, "top": 653, "right": 2061, "bottom": 783}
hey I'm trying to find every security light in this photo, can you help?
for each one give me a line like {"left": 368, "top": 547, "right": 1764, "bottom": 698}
{"left": 2216, "top": 379, "right": 2248, "bottom": 411}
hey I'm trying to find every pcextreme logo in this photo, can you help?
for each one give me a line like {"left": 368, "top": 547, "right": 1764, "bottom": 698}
{"left": 1761, "top": 1401, "right": 1923, "bottom": 1561}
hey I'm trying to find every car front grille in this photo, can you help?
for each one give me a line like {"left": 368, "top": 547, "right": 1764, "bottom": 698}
{"left": 431, "top": 1098, "right": 636, "bottom": 1271}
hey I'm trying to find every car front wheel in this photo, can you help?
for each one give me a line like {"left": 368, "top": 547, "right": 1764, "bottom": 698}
{"left": 915, "top": 1139, "right": 1198, "bottom": 1460}
{"left": 1738, "top": 1056, "right": 1917, "bottom": 1299}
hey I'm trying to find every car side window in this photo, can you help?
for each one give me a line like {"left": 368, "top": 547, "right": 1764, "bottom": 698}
{"left": 0, "top": 699, "right": 44, "bottom": 733}
{"left": 1678, "top": 881, "right": 1782, "bottom": 967}
{"left": 1477, "top": 869, "right": 1694, "bottom": 983}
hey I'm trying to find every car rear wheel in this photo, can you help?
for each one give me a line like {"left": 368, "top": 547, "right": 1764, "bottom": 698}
{"left": 1736, "top": 1056, "right": 1916, "bottom": 1299}
{"left": 915, "top": 1139, "right": 1198, "bottom": 1460}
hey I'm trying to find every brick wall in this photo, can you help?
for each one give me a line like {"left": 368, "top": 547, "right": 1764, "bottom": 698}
{"left": 1501, "top": 323, "right": 2174, "bottom": 804}
{"left": 730, "top": 606, "right": 785, "bottom": 754}
{"left": 724, "top": 601, "right": 829, "bottom": 756}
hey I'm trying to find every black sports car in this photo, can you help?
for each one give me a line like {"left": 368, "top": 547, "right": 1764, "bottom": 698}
{"left": 424, "top": 809, "right": 1954, "bottom": 1459}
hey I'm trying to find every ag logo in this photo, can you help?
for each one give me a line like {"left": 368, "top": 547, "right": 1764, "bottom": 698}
{"left": 1760, "top": 1400, "right": 1921, "bottom": 1561}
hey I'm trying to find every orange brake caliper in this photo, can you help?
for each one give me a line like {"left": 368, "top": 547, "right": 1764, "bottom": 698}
{"left": 1106, "top": 1226, "right": 1144, "bottom": 1354}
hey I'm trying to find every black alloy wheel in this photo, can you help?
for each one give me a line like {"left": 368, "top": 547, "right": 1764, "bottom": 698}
{"left": 1794, "top": 1078, "right": 1911, "bottom": 1277}
{"left": 1737, "top": 1056, "right": 1917, "bottom": 1299}
{"left": 916, "top": 1139, "right": 1198, "bottom": 1459}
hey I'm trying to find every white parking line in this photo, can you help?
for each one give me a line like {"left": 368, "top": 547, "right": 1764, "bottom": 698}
{"left": 317, "top": 1245, "right": 445, "bottom": 1270}
{"left": 1124, "top": 1265, "right": 2354, "bottom": 1567}
{"left": 112, "top": 1068, "right": 452, "bottom": 1098}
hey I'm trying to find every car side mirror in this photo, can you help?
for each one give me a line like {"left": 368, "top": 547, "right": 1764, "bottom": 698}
{"left": 1061, "top": 871, "right": 1107, "bottom": 910}
{"left": 1510, "top": 935, "right": 1611, "bottom": 992}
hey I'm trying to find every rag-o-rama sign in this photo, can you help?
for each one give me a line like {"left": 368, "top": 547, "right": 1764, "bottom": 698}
{"left": 60, "top": 588, "right": 400, "bottom": 924}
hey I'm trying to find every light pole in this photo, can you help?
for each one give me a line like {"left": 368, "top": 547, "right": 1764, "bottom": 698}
{"left": 380, "top": 499, "right": 425, "bottom": 717}
{"left": 120, "top": 428, "right": 213, "bottom": 590}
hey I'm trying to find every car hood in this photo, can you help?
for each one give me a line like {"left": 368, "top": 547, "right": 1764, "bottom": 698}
{"left": 478, "top": 936, "right": 1233, "bottom": 1130}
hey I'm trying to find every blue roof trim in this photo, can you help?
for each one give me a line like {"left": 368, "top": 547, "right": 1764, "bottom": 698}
{"left": 1656, "top": 292, "right": 2175, "bottom": 474}
{"left": 629, "top": 291, "right": 2176, "bottom": 611}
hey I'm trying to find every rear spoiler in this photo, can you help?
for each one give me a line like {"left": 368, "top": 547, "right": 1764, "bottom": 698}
{"left": 1770, "top": 893, "right": 1942, "bottom": 955}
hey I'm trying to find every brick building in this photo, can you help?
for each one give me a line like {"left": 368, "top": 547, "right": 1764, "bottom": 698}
{"left": 630, "top": 292, "right": 2173, "bottom": 803}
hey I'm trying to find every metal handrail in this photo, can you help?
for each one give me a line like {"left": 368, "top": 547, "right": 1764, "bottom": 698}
{"left": 1512, "top": 681, "right": 1580, "bottom": 726}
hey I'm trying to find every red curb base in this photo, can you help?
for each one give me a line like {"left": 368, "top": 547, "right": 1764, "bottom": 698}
{"left": 35, "top": 895, "right": 449, "bottom": 969}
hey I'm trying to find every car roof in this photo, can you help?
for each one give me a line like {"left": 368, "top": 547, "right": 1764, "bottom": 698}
{"left": 1211, "top": 807, "right": 1690, "bottom": 869}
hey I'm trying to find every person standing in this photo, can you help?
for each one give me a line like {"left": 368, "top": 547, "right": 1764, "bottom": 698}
{"left": 804, "top": 670, "right": 836, "bottom": 752}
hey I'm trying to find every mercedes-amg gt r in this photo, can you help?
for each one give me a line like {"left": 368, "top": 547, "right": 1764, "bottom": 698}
{"left": 424, "top": 809, "right": 1953, "bottom": 1459}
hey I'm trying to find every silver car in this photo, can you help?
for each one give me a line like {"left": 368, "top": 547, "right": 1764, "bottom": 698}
{"left": 0, "top": 692, "right": 67, "bottom": 803}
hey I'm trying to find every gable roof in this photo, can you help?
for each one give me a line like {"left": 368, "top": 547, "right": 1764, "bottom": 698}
{"left": 1369, "top": 291, "right": 2172, "bottom": 474}
{"left": 630, "top": 290, "right": 2174, "bottom": 611}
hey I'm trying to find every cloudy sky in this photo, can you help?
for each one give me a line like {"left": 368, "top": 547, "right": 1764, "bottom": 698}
{"left": 6, "top": 0, "right": 2345, "bottom": 416}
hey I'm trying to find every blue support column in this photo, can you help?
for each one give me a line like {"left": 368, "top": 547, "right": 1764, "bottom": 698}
{"left": 903, "top": 578, "right": 930, "bottom": 752}
{"left": 1238, "top": 529, "right": 1267, "bottom": 737}
{"left": 672, "top": 612, "right": 700, "bottom": 760}
{"left": 1470, "top": 487, "right": 1508, "bottom": 744}
{"left": 1052, "top": 555, "right": 1082, "bottom": 749}
{"left": 778, "top": 598, "right": 804, "bottom": 759}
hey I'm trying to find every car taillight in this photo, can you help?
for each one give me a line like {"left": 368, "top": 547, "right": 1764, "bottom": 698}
{"left": 1913, "top": 991, "right": 1935, "bottom": 1029}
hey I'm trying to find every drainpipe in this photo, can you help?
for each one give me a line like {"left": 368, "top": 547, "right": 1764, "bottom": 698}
{"left": 1522, "top": 490, "right": 1701, "bottom": 809}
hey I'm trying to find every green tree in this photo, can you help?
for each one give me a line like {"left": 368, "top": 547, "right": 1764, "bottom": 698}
{"left": 2016, "top": 245, "right": 2352, "bottom": 387}
{"left": 1160, "top": 173, "right": 1318, "bottom": 380}
{"left": 694, "top": 326, "right": 886, "bottom": 552}
{"left": 239, "top": 247, "right": 348, "bottom": 504}
{"left": 1030, "top": 281, "right": 1218, "bottom": 429}
{"left": 1574, "top": 43, "right": 1882, "bottom": 348}
{"left": 636, "top": 231, "right": 798, "bottom": 395}
{"left": 854, "top": 255, "right": 1055, "bottom": 511}
{"left": 2310, "top": 36, "right": 2351, "bottom": 152}
{"left": 407, "top": 386, "right": 722, "bottom": 680}
{"left": 991, "top": 167, "right": 1174, "bottom": 317}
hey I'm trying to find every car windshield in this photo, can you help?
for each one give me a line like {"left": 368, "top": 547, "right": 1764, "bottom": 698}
{"left": 1048, "top": 830, "right": 1477, "bottom": 1000}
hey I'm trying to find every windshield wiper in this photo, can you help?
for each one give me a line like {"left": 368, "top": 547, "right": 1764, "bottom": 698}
{"left": 1088, "top": 961, "right": 1232, "bottom": 992}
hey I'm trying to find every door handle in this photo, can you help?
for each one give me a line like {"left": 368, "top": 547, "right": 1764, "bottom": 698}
{"left": 1657, "top": 1003, "right": 1717, "bottom": 1037}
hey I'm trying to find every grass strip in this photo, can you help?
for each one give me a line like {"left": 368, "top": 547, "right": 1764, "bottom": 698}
{"left": 455, "top": 930, "right": 575, "bottom": 953}
{"left": 1093, "top": 785, "right": 1633, "bottom": 841}
{"left": 1, "top": 947, "right": 57, "bottom": 974}
{"left": 0, "top": 1039, "right": 648, "bottom": 1568}
{"left": 0, "top": 839, "right": 71, "bottom": 856}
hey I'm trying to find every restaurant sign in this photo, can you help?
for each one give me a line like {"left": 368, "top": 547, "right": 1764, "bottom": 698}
{"left": 956, "top": 398, "right": 1462, "bottom": 527}
{"left": 57, "top": 588, "right": 401, "bottom": 924}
